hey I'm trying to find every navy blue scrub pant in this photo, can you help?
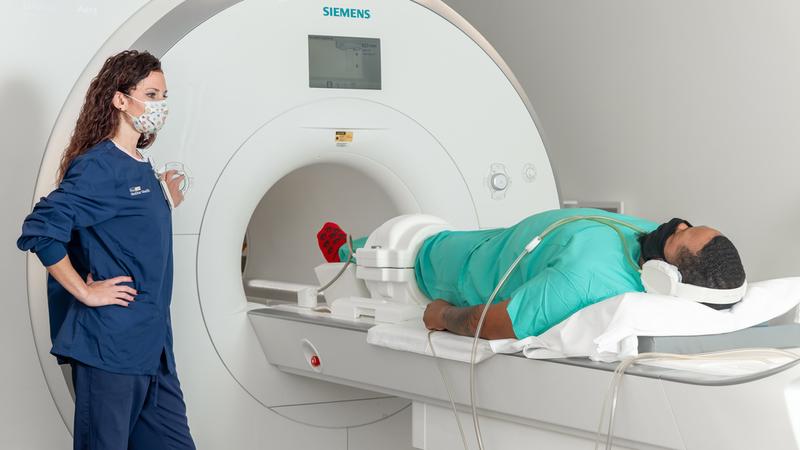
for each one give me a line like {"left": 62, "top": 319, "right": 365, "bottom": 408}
{"left": 70, "top": 354, "right": 196, "bottom": 450}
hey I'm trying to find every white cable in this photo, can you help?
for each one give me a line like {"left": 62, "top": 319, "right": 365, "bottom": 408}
{"left": 469, "top": 248, "right": 529, "bottom": 450}
{"left": 425, "top": 214, "right": 790, "bottom": 450}
{"left": 467, "top": 215, "right": 647, "bottom": 450}
{"left": 427, "top": 331, "right": 470, "bottom": 450}
{"left": 594, "top": 348, "right": 800, "bottom": 450}
{"left": 317, "top": 235, "right": 355, "bottom": 294}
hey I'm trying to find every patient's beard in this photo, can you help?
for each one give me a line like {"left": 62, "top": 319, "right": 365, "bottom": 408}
{"left": 638, "top": 218, "right": 692, "bottom": 263}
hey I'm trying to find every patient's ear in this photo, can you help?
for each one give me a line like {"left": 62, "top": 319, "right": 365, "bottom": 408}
{"left": 664, "top": 251, "right": 682, "bottom": 266}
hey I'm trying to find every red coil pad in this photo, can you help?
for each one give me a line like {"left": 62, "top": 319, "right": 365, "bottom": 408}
{"left": 316, "top": 222, "right": 347, "bottom": 263}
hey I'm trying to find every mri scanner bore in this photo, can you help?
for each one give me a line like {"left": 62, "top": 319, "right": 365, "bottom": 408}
{"left": 17, "top": 1, "right": 800, "bottom": 449}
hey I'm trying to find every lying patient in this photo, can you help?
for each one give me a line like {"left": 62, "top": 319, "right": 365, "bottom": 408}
{"left": 317, "top": 208, "right": 745, "bottom": 340}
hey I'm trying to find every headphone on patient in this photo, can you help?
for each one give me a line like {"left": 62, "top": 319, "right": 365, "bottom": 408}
{"left": 640, "top": 259, "right": 748, "bottom": 306}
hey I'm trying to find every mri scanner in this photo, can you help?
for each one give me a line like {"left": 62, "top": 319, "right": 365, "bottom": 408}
{"left": 18, "top": 1, "right": 800, "bottom": 449}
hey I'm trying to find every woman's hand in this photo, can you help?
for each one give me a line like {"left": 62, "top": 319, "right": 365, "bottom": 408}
{"left": 423, "top": 299, "right": 452, "bottom": 331}
{"left": 162, "top": 169, "right": 185, "bottom": 208}
{"left": 79, "top": 273, "right": 137, "bottom": 307}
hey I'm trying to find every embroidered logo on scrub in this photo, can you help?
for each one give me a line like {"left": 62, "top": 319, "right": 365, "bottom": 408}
{"left": 129, "top": 185, "right": 151, "bottom": 196}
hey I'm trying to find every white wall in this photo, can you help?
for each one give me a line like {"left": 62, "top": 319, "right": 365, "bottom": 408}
{"left": 444, "top": 0, "right": 800, "bottom": 281}
{"left": 0, "top": 1, "right": 147, "bottom": 447}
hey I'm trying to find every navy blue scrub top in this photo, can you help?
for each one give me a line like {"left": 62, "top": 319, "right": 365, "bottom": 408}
{"left": 17, "top": 139, "right": 175, "bottom": 376}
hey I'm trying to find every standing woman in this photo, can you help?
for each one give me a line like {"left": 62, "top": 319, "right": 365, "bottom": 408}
{"left": 17, "top": 50, "right": 196, "bottom": 450}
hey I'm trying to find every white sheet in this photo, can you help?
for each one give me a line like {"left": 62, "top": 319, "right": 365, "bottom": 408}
{"left": 367, "top": 319, "right": 495, "bottom": 363}
{"left": 490, "top": 277, "right": 800, "bottom": 362}
{"left": 366, "top": 278, "right": 800, "bottom": 365}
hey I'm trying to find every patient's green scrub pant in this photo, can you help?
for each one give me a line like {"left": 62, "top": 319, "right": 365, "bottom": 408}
{"left": 71, "top": 353, "right": 195, "bottom": 450}
{"left": 343, "top": 208, "right": 657, "bottom": 338}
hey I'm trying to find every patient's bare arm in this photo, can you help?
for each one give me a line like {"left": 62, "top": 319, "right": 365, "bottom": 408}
{"left": 423, "top": 299, "right": 516, "bottom": 339}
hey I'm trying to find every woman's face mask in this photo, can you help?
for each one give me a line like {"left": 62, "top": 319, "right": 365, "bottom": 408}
{"left": 639, "top": 218, "right": 692, "bottom": 262}
{"left": 124, "top": 93, "right": 168, "bottom": 135}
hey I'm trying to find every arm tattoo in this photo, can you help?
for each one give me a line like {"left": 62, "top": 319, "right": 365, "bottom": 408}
{"left": 441, "top": 304, "right": 483, "bottom": 337}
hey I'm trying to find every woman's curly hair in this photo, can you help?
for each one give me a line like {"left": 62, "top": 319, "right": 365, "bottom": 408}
{"left": 58, "top": 50, "right": 162, "bottom": 182}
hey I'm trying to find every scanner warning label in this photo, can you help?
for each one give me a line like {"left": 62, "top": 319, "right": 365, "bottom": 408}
{"left": 335, "top": 131, "right": 353, "bottom": 145}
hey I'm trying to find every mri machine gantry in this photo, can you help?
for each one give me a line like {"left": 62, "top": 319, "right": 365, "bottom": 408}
{"left": 27, "top": 1, "right": 559, "bottom": 448}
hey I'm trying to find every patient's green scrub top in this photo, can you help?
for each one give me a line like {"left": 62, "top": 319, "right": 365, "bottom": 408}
{"left": 341, "top": 208, "right": 657, "bottom": 339}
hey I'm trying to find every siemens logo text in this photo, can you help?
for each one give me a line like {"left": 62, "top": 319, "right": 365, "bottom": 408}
{"left": 322, "top": 7, "right": 371, "bottom": 19}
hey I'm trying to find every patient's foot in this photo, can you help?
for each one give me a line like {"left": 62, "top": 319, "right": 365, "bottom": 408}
{"left": 317, "top": 222, "right": 347, "bottom": 262}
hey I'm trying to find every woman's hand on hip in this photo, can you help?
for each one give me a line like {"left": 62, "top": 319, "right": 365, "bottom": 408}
{"left": 79, "top": 273, "right": 137, "bottom": 307}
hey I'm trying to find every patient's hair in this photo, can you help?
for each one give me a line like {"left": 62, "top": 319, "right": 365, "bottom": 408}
{"left": 674, "top": 235, "right": 746, "bottom": 290}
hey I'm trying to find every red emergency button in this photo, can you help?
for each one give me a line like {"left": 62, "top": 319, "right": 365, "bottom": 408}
{"left": 310, "top": 355, "right": 321, "bottom": 367}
